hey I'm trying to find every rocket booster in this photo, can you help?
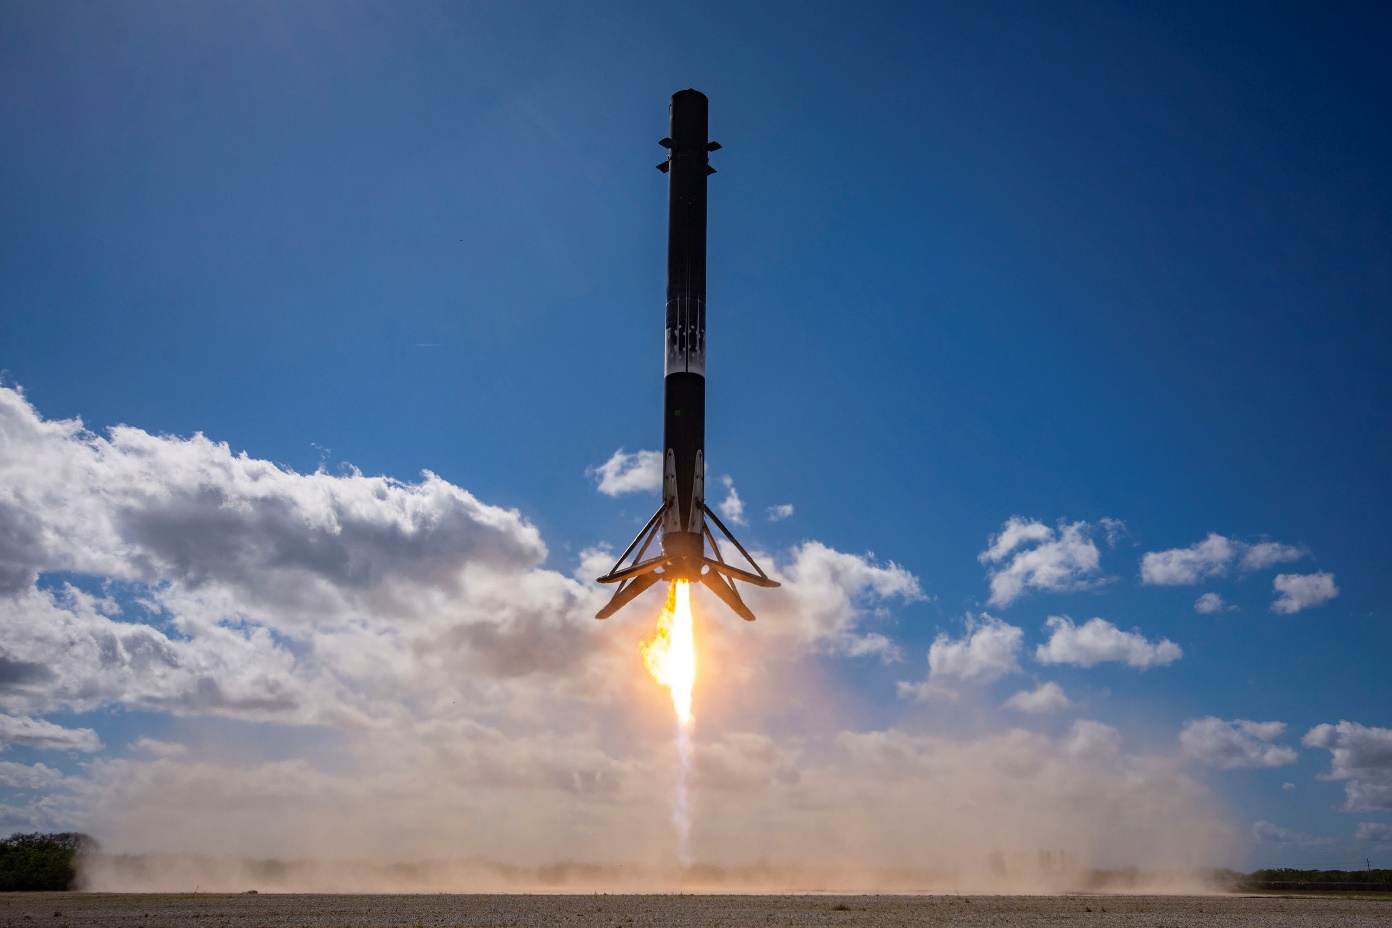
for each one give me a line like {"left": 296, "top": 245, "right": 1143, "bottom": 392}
{"left": 660, "top": 89, "right": 713, "bottom": 579}
{"left": 596, "top": 90, "right": 778, "bottom": 621}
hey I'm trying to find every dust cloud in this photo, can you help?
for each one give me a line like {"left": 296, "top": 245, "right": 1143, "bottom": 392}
{"left": 74, "top": 602, "right": 1239, "bottom": 895}
{"left": 80, "top": 853, "right": 1229, "bottom": 895}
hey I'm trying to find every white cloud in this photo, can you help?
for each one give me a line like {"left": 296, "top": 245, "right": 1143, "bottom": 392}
{"left": 1034, "top": 616, "right": 1181, "bottom": 669}
{"left": 1356, "top": 822, "right": 1392, "bottom": 842}
{"left": 747, "top": 542, "right": 922, "bottom": 660}
{"left": 1282, "top": 782, "right": 1296, "bottom": 790}
{"left": 1179, "top": 718, "right": 1298, "bottom": 769}
{"left": 0, "top": 583, "right": 327, "bottom": 723}
{"left": 1140, "top": 534, "right": 1306, "bottom": 585}
{"left": 1003, "top": 682, "right": 1070, "bottom": 714}
{"left": 0, "top": 760, "right": 63, "bottom": 790}
{"left": 899, "top": 615, "right": 1022, "bottom": 701}
{"left": 1064, "top": 720, "right": 1122, "bottom": 760}
{"left": 1240, "top": 541, "right": 1304, "bottom": 571}
{"left": 766, "top": 504, "right": 794, "bottom": 522}
{"left": 978, "top": 517, "right": 1112, "bottom": 607}
{"left": 0, "top": 799, "right": 52, "bottom": 832}
{"left": 1139, "top": 534, "right": 1235, "bottom": 585}
{"left": 980, "top": 518, "right": 1053, "bottom": 563}
{"left": 928, "top": 615, "right": 1023, "bottom": 683}
{"left": 1252, "top": 821, "right": 1334, "bottom": 848}
{"left": 130, "top": 738, "right": 189, "bottom": 759}
{"left": 1272, "top": 572, "right": 1339, "bottom": 614}
{"left": 717, "top": 475, "right": 746, "bottom": 525}
{"left": 587, "top": 449, "right": 662, "bottom": 496}
{"left": 0, "top": 386, "right": 547, "bottom": 608}
{"left": 1194, "top": 592, "right": 1232, "bottom": 614}
{"left": 1303, "top": 721, "right": 1392, "bottom": 812}
{"left": 0, "top": 714, "right": 102, "bottom": 752}
{"left": 0, "top": 385, "right": 622, "bottom": 731}
{"left": 895, "top": 680, "right": 962, "bottom": 703}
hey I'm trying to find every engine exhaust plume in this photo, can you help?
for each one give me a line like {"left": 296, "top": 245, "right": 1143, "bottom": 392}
{"left": 641, "top": 580, "right": 697, "bottom": 863}
{"left": 642, "top": 581, "right": 696, "bottom": 723}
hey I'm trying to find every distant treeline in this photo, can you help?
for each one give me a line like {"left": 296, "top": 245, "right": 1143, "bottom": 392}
{"left": 1211, "top": 867, "right": 1392, "bottom": 892}
{"left": 0, "top": 833, "right": 97, "bottom": 891}
{"left": 1248, "top": 868, "right": 1391, "bottom": 883}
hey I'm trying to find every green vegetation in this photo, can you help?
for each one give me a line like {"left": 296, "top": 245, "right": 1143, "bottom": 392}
{"left": 1246, "top": 867, "right": 1392, "bottom": 884}
{"left": 0, "top": 832, "right": 97, "bottom": 891}
{"left": 1206, "top": 866, "right": 1392, "bottom": 892}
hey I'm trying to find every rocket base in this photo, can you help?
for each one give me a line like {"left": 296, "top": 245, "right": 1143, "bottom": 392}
{"left": 595, "top": 502, "right": 779, "bottom": 620}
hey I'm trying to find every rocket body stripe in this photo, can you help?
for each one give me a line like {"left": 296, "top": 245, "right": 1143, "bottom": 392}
{"left": 661, "top": 89, "right": 711, "bottom": 577}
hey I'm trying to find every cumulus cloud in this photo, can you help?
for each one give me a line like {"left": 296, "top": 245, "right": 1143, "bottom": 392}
{"left": 0, "top": 385, "right": 630, "bottom": 731}
{"left": 1356, "top": 822, "right": 1392, "bottom": 841}
{"left": 1064, "top": 719, "right": 1123, "bottom": 760}
{"left": 1240, "top": 542, "right": 1304, "bottom": 571}
{"left": 1003, "top": 682, "right": 1070, "bottom": 714}
{"left": 978, "top": 517, "right": 1113, "bottom": 607}
{"left": 1179, "top": 718, "right": 1298, "bottom": 769}
{"left": 1035, "top": 616, "right": 1181, "bottom": 669}
{"left": 0, "top": 760, "right": 63, "bottom": 790}
{"left": 899, "top": 615, "right": 1023, "bottom": 701}
{"left": 0, "top": 714, "right": 102, "bottom": 753}
{"left": 1251, "top": 821, "right": 1334, "bottom": 848}
{"left": 1303, "top": 721, "right": 1392, "bottom": 812}
{"left": 1097, "top": 518, "right": 1126, "bottom": 545}
{"left": 0, "top": 387, "right": 546, "bottom": 609}
{"left": 766, "top": 504, "right": 794, "bottom": 522}
{"left": 1272, "top": 572, "right": 1339, "bottom": 614}
{"left": 980, "top": 518, "right": 1053, "bottom": 562}
{"left": 587, "top": 449, "right": 662, "bottom": 496}
{"left": 1194, "top": 592, "right": 1232, "bottom": 614}
{"left": 1140, "top": 534, "right": 1305, "bottom": 585}
{"left": 0, "top": 800, "right": 51, "bottom": 832}
{"left": 129, "top": 738, "right": 189, "bottom": 759}
{"left": 928, "top": 615, "right": 1024, "bottom": 683}
{"left": 747, "top": 542, "right": 921, "bottom": 660}
{"left": 1139, "top": 534, "right": 1236, "bottom": 585}
{"left": 717, "top": 475, "right": 746, "bottom": 525}
{"left": 0, "top": 583, "right": 324, "bottom": 722}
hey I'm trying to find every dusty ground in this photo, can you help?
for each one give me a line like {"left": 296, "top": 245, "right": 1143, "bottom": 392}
{"left": 1, "top": 892, "right": 1389, "bottom": 927}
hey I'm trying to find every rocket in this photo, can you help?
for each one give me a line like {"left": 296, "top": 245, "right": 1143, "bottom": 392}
{"left": 596, "top": 89, "right": 779, "bottom": 621}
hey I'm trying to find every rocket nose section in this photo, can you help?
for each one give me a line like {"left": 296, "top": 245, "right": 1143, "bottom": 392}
{"left": 669, "top": 89, "right": 709, "bottom": 146}
{"left": 672, "top": 88, "right": 708, "bottom": 106}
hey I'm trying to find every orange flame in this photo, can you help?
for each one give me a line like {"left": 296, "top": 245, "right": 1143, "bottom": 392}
{"left": 642, "top": 580, "right": 696, "bottom": 724}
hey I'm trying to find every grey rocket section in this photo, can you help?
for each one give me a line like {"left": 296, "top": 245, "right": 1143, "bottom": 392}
{"left": 596, "top": 89, "right": 779, "bottom": 622}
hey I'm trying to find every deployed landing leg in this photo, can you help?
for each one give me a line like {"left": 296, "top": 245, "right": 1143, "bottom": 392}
{"left": 595, "top": 503, "right": 668, "bottom": 620}
{"left": 595, "top": 501, "right": 779, "bottom": 620}
{"left": 697, "top": 502, "right": 779, "bottom": 621}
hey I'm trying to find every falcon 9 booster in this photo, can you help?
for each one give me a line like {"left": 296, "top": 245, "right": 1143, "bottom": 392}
{"left": 596, "top": 89, "right": 779, "bottom": 622}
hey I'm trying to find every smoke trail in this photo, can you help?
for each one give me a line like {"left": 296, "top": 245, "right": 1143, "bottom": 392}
{"left": 674, "top": 718, "right": 694, "bottom": 866}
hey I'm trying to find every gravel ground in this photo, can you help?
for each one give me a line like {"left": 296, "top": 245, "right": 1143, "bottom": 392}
{"left": 2, "top": 892, "right": 1390, "bottom": 927}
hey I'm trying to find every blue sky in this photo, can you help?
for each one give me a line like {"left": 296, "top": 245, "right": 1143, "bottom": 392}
{"left": 1, "top": 1, "right": 1389, "bottom": 881}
